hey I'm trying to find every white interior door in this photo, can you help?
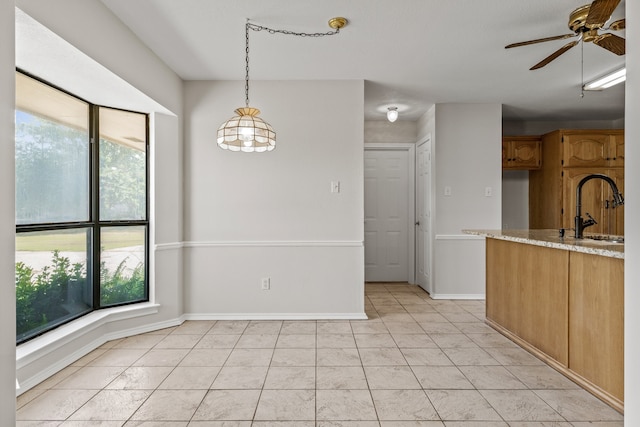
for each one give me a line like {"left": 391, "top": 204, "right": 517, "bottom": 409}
{"left": 364, "top": 149, "right": 410, "bottom": 282}
{"left": 416, "top": 139, "right": 432, "bottom": 293}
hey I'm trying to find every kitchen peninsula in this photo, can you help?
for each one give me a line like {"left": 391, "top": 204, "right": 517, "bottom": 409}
{"left": 466, "top": 229, "right": 624, "bottom": 413}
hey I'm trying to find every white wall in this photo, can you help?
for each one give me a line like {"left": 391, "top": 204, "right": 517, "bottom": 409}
{"left": 433, "top": 104, "right": 502, "bottom": 234}
{"left": 502, "top": 170, "right": 529, "bottom": 229}
{"left": 13, "top": 0, "right": 185, "bottom": 393}
{"left": 364, "top": 120, "right": 418, "bottom": 143}
{"left": 625, "top": 1, "right": 640, "bottom": 423}
{"left": 183, "top": 80, "right": 365, "bottom": 317}
{"left": 0, "top": 2, "right": 16, "bottom": 424}
{"left": 417, "top": 104, "right": 502, "bottom": 298}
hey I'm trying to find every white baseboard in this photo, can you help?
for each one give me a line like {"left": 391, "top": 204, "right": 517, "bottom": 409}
{"left": 431, "top": 294, "right": 486, "bottom": 300}
{"left": 185, "top": 313, "right": 369, "bottom": 321}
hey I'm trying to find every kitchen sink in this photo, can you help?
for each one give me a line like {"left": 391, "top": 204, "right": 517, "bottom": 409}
{"left": 586, "top": 235, "right": 624, "bottom": 244}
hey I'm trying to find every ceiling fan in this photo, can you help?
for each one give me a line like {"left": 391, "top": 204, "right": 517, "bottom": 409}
{"left": 506, "top": 0, "right": 625, "bottom": 70}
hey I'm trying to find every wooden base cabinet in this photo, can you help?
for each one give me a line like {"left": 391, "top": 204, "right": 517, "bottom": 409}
{"left": 486, "top": 238, "right": 624, "bottom": 412}
{"left": 569, "top": 252, "right": 624, "bottom": 403}
{"left": 486, "top": 238, "right": 568, "bottom": 365}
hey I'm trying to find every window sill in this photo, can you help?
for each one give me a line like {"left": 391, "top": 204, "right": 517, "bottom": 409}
{"left": 17, "top": 302, "right": 160, "bottom": 370}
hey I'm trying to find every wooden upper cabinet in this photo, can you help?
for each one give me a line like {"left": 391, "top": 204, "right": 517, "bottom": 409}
{"left": 502, "top": 136, "right": 541, "bottom": 170}
{"left": 562, "top": 131, "right": 624, "bottom": 168}
{"left": 530, "top": 129, "right": 624, "bottom": 235}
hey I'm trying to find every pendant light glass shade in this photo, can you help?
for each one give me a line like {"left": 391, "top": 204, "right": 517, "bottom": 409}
{"left": 217, "top": 107, "right": 276, "bottom": 152}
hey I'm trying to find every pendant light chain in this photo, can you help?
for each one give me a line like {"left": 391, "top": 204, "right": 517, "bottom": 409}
{"left": 244, "top": 20, "right": 342, "bottom": 108}
{"left": 246, "top": 22, "right": 342, "bottom": 38}
{"left": 245, "top": 21, "right": 250, "bottom": 108}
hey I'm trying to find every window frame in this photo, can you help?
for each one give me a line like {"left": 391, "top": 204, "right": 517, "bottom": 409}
{"left": 15, "top": 70, "right": 150, "bottom": 344}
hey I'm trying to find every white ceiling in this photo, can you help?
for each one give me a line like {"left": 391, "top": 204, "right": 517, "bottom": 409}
{"left": 100, "top": 0, "right": 625, "bottom": 122}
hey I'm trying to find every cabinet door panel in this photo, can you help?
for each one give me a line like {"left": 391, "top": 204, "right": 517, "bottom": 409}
{"left": 502, "top": 140, "right": 510, "bottom": 168}
{"left": 512, "top": 140, "right": 541, "bottom": 168}
{"left": 604, "top": 168, "right": 624, "bottom": 235}
{"left": 569, "top": 252, "right": 624, "bottom": 401}
{"left": 486, "top": 238, "right": 519, "bottom": 331}
{"left": 503, "top": 137, "right": 541, "bottom": 170}
{"left": 563, "top": 134, "right": 609, "bottom": 168}
{"left": 609, "top": 134, "right": 624, "bottom": 167}
{"left": 486, "top": 239, "right": 569, "bottom": 365}
{"left": 517, "top": 244, "right": 569, "bottom": 365}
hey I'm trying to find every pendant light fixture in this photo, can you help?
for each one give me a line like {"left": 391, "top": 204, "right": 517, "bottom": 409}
{"left": 217, "top": 21, "right": 275, "bottom": 152}
{"left": 217, "top": 17, "right": 348, "bottom": 152}
{"left": 387, "top": 106, "right": 399, "bottom": 122}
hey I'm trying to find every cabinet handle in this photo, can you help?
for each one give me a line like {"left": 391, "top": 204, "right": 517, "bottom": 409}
{"left": 605, "top": 200, "right": 609, "bottom": 209}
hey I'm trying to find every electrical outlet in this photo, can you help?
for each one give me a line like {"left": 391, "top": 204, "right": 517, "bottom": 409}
{"left": 331, "top": 181, "right": 340, "bottom": 193}
{"left": 444, "top": 186, "right": 452, "bottom": 196}
{"left": 261, "top": 278, "right": 270, "bottom": 290}
{"left": 485, "top": 186, "right": 492, "bottom": 197}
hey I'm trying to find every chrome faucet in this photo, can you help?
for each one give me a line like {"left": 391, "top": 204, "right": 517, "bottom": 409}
{"left": 575, "top": 173, "right": 624, "bottom": 238}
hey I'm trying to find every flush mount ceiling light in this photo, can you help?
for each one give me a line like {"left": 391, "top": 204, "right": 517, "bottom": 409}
{"left": 387, "top": 107, "right": 399, "bottom": 122}
{"left": 583, "top": 67, "right": 626, "bottom": 90}
{"left": 217, "top": 17, "right": 348, "bottom": 152}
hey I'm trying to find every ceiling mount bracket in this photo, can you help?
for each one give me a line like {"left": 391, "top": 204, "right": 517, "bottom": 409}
{"left": 328, "top": 17, "right": 348, "bottom": 30}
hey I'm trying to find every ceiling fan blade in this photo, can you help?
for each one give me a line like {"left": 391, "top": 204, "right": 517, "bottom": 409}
{"left": 586, "top": 0, "right": 621, "bottom": 28}
{"left": 608, "top": 18, "right": 625, "bottom": 31}
{"left": 593, "top": 33, "right": 625, "bottom": 55}
{"left": 530, "top": 40, "right": 579, "bottom": 70}
{"left": 505, "top": 34, "right": 576, "bottom": 49}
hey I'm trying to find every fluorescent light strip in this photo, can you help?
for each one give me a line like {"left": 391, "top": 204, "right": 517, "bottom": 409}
{"left": 583, "top": 68, "right": 626, "bottom": 91}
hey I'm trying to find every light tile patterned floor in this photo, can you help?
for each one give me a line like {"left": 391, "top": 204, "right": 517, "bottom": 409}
{"left": 16, "top": 283, "right": 624, "bottom": 426}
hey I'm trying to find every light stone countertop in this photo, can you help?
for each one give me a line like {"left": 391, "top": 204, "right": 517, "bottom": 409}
{"left": 463, "top": 229, "right": 624, "bottom": 259}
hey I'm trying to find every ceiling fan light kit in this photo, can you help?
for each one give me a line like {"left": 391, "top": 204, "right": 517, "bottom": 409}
{"left": 506, "top": 0, "right": 625, "bottom": 70}
{"left": 217, "top": 17, "right": 348, "bottom": 152}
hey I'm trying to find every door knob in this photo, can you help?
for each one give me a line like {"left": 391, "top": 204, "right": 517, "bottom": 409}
{"left": 415, "top": 221, "right": 420, "bottom": 226}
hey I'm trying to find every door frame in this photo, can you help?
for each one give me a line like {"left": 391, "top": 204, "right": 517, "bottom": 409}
{"left": 415, "top": 136, "right": 433, "bottom": 294}
{"left": 364, "top": 143, "right": 416, "bottom": 284}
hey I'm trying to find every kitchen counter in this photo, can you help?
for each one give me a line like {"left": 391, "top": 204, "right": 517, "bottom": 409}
{"left": 463, "top": 229, "right": 623, "bottom": 259}
{"left": 476, "top": 229, "right": 624, "bottom": 412}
